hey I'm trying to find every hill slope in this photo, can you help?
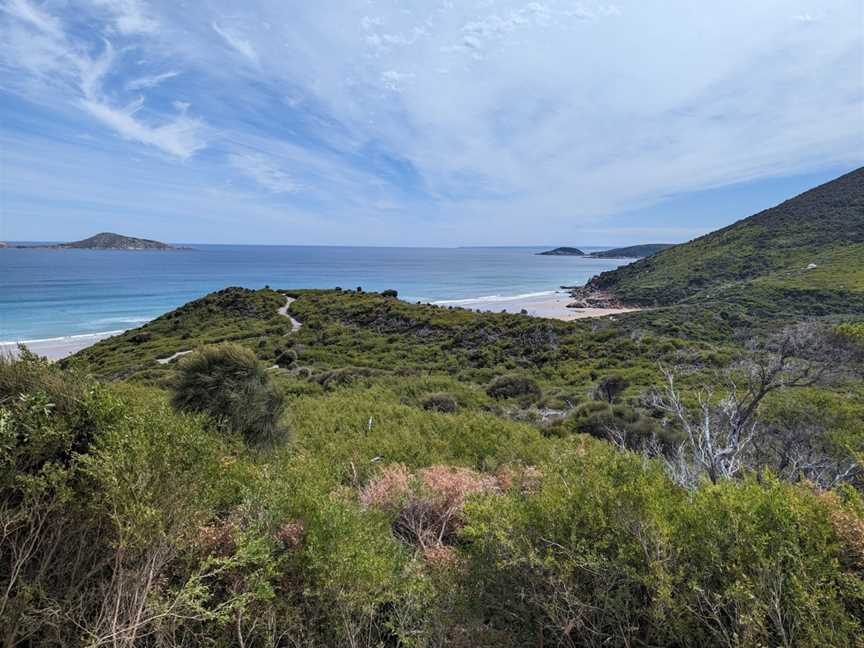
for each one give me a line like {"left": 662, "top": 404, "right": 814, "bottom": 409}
{"left": 60, "top": 232, "right": 181, "bottom": 250}
{"left": 537, "top": 246, "right": 585, "bottom": 256}
{"left": 589, "top": 244, "right": 674, "bottom": 259}
{"left": 586, "top": 168, "right": 864, "bottom": 308}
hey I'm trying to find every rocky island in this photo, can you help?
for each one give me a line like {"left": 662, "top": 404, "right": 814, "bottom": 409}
{"left": 8, "top": 232, "right": 189, "bottom": 251}
{"left": 536, "top": 246, "right": 585, "bottom": 256}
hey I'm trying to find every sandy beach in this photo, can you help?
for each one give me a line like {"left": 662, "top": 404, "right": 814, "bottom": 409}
{"left": 0, "top": 331, "right": 123, "bottom": 361}
{"left": 433, "top": 291, "right": 640, "bottom": 320}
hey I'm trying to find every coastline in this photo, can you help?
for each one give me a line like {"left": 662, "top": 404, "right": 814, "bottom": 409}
{"left": 0, "top": 330, "right": 123, "bottom": 361}
{"left": 432, "top": 290, "right": 639, "bottom": 320}
{"left": 3, "top": 290, "right": 637, "bottom": 362}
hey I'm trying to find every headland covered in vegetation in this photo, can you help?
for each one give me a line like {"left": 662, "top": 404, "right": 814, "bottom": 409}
{"left": 2, "top": 169, "right": 864, "bottom": 646}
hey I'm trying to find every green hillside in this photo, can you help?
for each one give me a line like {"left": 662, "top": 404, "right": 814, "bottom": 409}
{"left": 589, "top": 243, "right": 674, "bottom": 258}
{"left": 7, "top": 171, "right": 864, "bottom": 647}
{"left": 588, "top": 167, "right": 864, "bottom": 308}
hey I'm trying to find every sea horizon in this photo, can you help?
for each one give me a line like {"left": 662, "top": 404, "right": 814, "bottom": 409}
{"left": 0, "top": 244, "right": 629, "bottom": 343}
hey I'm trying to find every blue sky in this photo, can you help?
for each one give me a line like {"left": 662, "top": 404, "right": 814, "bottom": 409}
{"left": 1, "top": 0, "right": 862, "bottom": 246}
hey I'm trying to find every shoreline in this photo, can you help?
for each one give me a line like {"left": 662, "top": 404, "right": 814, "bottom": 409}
{"left": 0, "top": 330, "right": 124, "bottom": 361}
{"left": 432, "top": 290, "right": 639, "bottom": 320}
{"left": 3, "top": 290, "right": 637, "bottom": 362}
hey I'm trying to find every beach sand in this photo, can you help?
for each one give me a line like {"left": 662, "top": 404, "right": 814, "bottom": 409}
{"left": 434, "top": 291, "right": 639, "bottom": 320}
{"left": 0, "top": 331, "right": 122, "bottom": 362}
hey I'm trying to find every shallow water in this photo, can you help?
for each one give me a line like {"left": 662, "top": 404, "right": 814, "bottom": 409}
{"left": 1, "top": 245, "right": 628, "bottom": 341}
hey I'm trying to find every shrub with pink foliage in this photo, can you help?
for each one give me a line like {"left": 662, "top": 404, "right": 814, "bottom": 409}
{"left": 361, "top": 464, "right": 504, "bottom": 550}
{"left": 359, "top": 463, "right": 412, "bottom": 511}
{"left": 418, "top": 465, "right": 499, "bottom": 510}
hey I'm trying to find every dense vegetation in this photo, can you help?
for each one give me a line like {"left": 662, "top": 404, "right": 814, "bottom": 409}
{"left": 588, "top": 167, "right": 864, "bottom": 310}
{"left": 588, "top": 243, "right": 674, "bottom": 258}
{"left": 3, "top": 172, "right": 864, "bottom": 646}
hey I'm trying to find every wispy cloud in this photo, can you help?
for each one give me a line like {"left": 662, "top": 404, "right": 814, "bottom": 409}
{"left": 91, "top": 0, "right": 158, "bottom": 34}
{"left": 212, "top": 22, "right": 257, "bottom": 62}
{"left": 1, "top": 0, "right": 862, "bottom": 244}
{"left": 2, "top": 0, "right": 205, "bottom": 158}
{"left": 82, "top": 98, "right": 206, "bottom": 158}
{"left": 229, "top": 152, "right": 300, "bottom": 193}
{"left": 125, "top": 70, "right": 179, "bottom": 90}
{"left": 2, "top": 0, "right": 61, "bottom": 36}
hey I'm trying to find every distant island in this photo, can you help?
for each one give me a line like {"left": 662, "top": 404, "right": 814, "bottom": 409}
{"left": 589, "top": 243, "right": 673, "bottom": 259}
{"left": 5, "top": 232, "right": 189, "bottom": 251}
{"left": 537, "top": 246, "right": 585, "bottom": 256}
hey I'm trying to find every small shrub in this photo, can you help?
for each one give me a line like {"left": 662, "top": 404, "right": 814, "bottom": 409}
{"left": 171, "top": 343, "right": 286, "bottom": 445}
{"left": 313, "top": 366, "right": 377, "bottom": 388}
{"left": 422, "top": 393, "right": 458, "bottom": 413}
{"left": 486, "top": 374, "right": 541, "bottom": 400}
{"left": 275, "top": 347, "right": 298, "bottom": 368}
{"left": 382, "top": 289, "right": 398, "bottom": 298}
{"left": 593, "top": 375, "right": 629, "bottom": 403}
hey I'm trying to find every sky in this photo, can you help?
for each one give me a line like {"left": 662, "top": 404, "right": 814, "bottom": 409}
{"left": 1, "top": 0, "right": 862, "bottom": 246}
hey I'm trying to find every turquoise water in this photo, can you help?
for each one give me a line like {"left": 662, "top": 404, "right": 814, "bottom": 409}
{"left": 1, "top": 245, "right": 628, "bottom": 341}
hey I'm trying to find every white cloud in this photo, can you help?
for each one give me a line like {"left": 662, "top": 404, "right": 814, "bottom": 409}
{"left": 381, "top": 69, "right": 414, "bottom": 91}
{"left": 2, "top": 0, "right": 62, "bottom": 37}
{"left": 792, "top": 12, "right": 817, "bottom": 23}
{"left": 80, "top": 97, "right": 205, "bottom": 158}
{"left": 1, "top": 1, "right": 206, "bottom": 158}
{"left": 212, "top": 22, "right": 257, "bottom": 62}
{"left": 228, "top": 152, "right": 300, "bottom": 193}
{"left": 91, "top": 0, "right": 158, "bottom": 34}
{"left": 125, "top": 70, "right": 179, "bottom": 90}
{"left": 2, "top": 0, "right": 862, "bottom": 243}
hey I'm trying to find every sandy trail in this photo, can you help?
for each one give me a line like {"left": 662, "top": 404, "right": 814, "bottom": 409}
{"left": 278, "top": 296, "right": 302, "bottom": 332}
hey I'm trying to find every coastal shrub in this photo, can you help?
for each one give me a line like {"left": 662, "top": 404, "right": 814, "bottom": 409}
{"left": 486, "top": 374, "right": 541, "bottom": 401}
{"left": 382, "top": 289, "right": 398, "bottom": 298}
{"left": 593, "top": 374, "right": 629, "bottom": 403}
{"left": 275, "top": 346, "right": 298, "bottom": 367}
{"left": 421, "top": 392, "right": 458, "bottom": 413}
{"left": 171, "top": 343, "right": 286, "bottom": 445}
{"left": 462, "top": 443, "right": 864, "bottom": 647}
{"left": 313, "top": 366, "right": 379, "bottom": 388}
{"left": 562, "top": 401, "right": 676, "bottom": 452}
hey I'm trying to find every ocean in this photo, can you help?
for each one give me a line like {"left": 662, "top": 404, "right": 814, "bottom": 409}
{"left": 1, "top": 245, "right": 629, "bottom": 343}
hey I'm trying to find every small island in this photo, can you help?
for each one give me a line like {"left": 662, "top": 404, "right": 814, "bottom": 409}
{"left": 536, "top": 246, "right": 585, "bottom": 256}
{"left": 7, "top": 232, "right": 189, "bottom": 251}
{"left": 589, "top": 243, "right": 673, "bottom": 258}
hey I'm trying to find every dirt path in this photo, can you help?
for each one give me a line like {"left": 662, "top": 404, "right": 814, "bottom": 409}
{"left": 156, "top": 297, "right": 301, "bottom": 366}
{"left": 156, "top": 349, "right": 193, "bottom": 365}
{"left": 278, "top": 296, "right": 302, "bottom": 333}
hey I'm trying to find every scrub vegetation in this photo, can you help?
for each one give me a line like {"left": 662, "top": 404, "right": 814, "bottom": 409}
{"left": 3, "top": 170, "right": 864, "bottom": 646}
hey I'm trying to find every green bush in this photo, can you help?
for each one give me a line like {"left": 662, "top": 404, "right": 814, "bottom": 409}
{"left": 486, "top": 374, "right": 541, "bottom": 401}
{"left": 421, "top": 392, "right": 458, "bottom": 413}
{"left": 462, "top": 443, "right": 864, "bottom": 647}
{"left": 593, "top": 374, "right": 629, "bottom": 403}
{"left": 171, "top": 343, "right": 286, "bottom": 445}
